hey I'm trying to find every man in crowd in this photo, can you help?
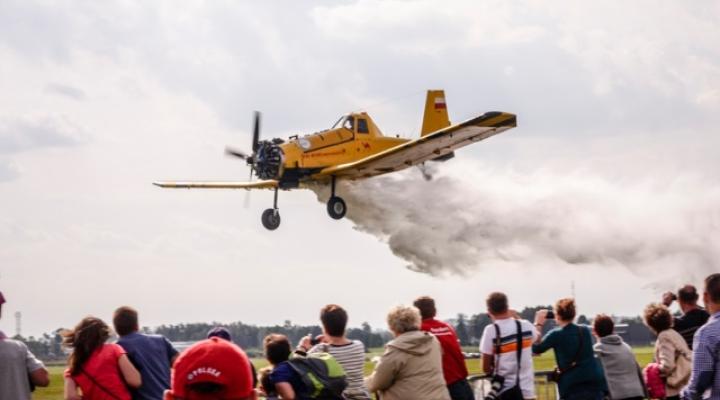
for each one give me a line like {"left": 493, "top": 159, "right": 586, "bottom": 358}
{"left": 114, "top": 306, "right": 178, "bottom": 400}
{"left": 0, "top": 290, "right": 50, "bottom": 400}
{"left": 164, "top": 337, "right": 256, "bottom": 400}
{"left": 413, "top": 296, "right": 474, "bottom": 400}
{"left": 592, "top": 314, "right": 646, "bottom": 400}
{"left": 662, "top": 284, "right": 710, "bottom": 349}
{"left": 480, "top": 292, "right": 538, "bottom": 400}
{"left": 682, "top": 273, "right": 720, "bottom": 400}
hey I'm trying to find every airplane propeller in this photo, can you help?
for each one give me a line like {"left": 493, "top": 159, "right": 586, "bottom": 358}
{"left": 224, "top": 112, "right": 263, "bottom": 207}
{"left": 224, "top": 111, "right": 283, "bottom": 181}
{"left": 225, "top": 111, "right": 261, "bottom": 161}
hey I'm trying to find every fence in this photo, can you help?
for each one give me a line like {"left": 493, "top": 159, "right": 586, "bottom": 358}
{"left": 468, "top": 371, "right": 558, "bottom": 400}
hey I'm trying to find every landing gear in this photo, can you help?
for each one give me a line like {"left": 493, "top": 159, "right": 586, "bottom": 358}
{"left": 326, "top": 176, "right": 347, "bottom": 220}
{"left": 327, "top": 196, "right": 346, "bottom": 219}
{"left": 261, "top": 188, "right": 281, "bottom": 230}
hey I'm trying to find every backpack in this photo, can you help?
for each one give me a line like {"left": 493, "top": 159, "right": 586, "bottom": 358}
{"left": 643, "top": 362, "right": 665, "bottom": 399}
{"left": 288, "top": 352, "right": 348, "bottom": 399}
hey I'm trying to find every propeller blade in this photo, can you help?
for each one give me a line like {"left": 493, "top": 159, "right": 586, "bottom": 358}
{"left": 252, "top": 111, "right": 261, "bottom": 152}
{"left": 243, "top": 167, "right": 253, "bottom": 208}
{"left": 225, "top": 147, "right": 250, "bottom": 160}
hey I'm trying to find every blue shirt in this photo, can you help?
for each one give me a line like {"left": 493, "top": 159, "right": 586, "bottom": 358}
{"left": 683, "top": 311, "right": 720, "bottom": 400}
{"left": 269, "top": 361, "right": 310, "bottom": 399}
{"left": 117, "top": 332, "right": 178, "bottom": 400}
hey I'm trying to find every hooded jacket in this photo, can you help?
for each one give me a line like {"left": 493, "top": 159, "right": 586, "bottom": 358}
{"left": 365, "top": 330, "right": 451, "bottom": 400}
{"left": 593, "top": 334, "right": 646, "bottom": 400}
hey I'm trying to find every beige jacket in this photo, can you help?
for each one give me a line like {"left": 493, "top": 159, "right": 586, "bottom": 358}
{"left": 365, "top": 330, "right": 451, "bottom": 400}
{"left": 655, "top": 329, "right": 692, "bottom": 396}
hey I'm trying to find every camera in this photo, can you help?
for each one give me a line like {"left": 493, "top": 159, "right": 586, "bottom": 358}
{"left": 484, "top": 374, "right": 505, "bottom": 400}
{"left": 546, "top": 310, "right": 555, "bottom": 320}
{"left": 310, "top": 336, "right": 321, "bottom": 346}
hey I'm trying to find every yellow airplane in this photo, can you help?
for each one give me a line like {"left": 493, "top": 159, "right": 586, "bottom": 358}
{"left": 154, "top": 90, "right": 516, "bottom": 230}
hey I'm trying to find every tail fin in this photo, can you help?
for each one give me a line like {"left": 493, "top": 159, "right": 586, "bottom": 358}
{"left": 421, "top": 90, "right": 450, "bottom": 136}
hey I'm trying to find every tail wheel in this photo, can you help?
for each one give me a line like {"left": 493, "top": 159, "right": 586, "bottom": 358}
{"left": 261, "top": 208, "right": 281, "bottom": 230}
{"left": 327, "top": 196, "right": 347, "bottom": 220}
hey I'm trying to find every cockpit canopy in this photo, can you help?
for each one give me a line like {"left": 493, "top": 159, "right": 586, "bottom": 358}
{"left": 331, "top": 115, "right": 355, "bottom": 131}
{"left": 330, "top": 114, "right": 372, "bottom": 134}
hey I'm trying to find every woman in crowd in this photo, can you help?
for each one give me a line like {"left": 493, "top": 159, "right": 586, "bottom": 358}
{"left": 365, "top": 305, "right": 450, "bottom": 400}
{"left": 298, "top": 304, "right": 371, "bottom": 400}
{"left": 643, "top": 303, "right": 692, "bottom": 400}
{"left": 592, "top": 314, "right": 646, "bottom": 400}
{"left": 532, "top": 298, "right": 607, "bottom": 400}
{"left": 63, "top": 316, "right": 141, "bottom": 400}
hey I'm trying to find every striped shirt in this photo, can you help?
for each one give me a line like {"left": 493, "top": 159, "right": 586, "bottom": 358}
{"left": 480, "top": 319, "right": 538, "bottom": 399}
{"left": 310, "top": 340, "right": 370, "bottom": 400}
{"left": 682, "top": 311, "right": 720, "bottom": 400}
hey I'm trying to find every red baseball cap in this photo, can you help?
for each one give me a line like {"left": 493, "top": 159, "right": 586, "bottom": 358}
{"left": 169, "top": 337, "right": 254, "bottom": 399}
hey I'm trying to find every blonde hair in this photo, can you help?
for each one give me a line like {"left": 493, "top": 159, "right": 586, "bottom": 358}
{"left": 386, "top": 305, "right": 421, "bottom": 334}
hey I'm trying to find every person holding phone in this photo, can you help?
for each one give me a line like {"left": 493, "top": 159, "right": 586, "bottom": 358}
{"left": 532, "top": 299, "right": 607, "bottom": 400}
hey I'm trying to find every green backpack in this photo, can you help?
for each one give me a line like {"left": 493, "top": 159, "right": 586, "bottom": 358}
{"left": 288, "top": 352, "right": 348, "bottom": 399}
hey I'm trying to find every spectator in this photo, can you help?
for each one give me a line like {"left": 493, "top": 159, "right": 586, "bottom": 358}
{"left": 207, "top": 326, "right": 258, "bottom": 390}
{"left": 114, "top": 306, "right": 178, "bottom": 400}
{"left": 480, "top": 292, "right": 538, "bottom": 400}
{"left": 0, "top": 290, "right": 50, "bottom": 400}
{"left": 63, "top": 316, "right": 141, "bottom": 400}
{"left": 259, "top": 366, "right": 279, "bottom": 400}
{"left": 532, "top": 298, "right": 606, "bottom": 400}
{"left": 264, "top": 333, "right": 309, "bottom": 399}
{"left": 662, "top": 285, "right": 710, "bottom": 349}
{"left": 298, "top": 304, "right": 371, "bottom": 400}
{"left": 682, "top": 273, "right": 720, "bottom": 400}
{"left": 592, "top": 314, "right": 645, "bottom": 400}
{"left": 365, "top": 305, "right": 450, "bottom": 400}
{"left": 643, "top": 303, "right": 692, "bottom": 400}
{"left": 163, "top": 337, "right": 256, "bottom": 400}
{"left": 414, "top": 296, "right": 474, "bottom": 400}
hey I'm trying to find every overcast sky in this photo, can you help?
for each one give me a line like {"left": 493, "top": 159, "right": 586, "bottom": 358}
{"left": 1, "top": 1, "right": 719, "bottom": 338}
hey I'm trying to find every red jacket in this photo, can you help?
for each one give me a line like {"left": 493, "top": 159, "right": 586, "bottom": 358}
{"left": 420, "top": 318, "right": 469, "bottom": 385}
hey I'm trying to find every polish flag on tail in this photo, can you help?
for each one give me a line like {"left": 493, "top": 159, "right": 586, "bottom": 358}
{"left": 434, "top": 96, "right": 446, "bottom": 110}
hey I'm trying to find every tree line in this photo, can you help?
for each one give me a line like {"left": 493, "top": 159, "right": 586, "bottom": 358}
{"left": 13, "top": 306, "right": 654, "bottom": 361}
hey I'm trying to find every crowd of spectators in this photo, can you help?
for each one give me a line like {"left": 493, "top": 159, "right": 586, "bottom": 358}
{"left": 0, "top": 272, "right": 718, "bottom": 400}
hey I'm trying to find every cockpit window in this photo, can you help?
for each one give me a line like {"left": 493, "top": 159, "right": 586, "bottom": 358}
{"left": 343, "top": 116, "right": 355, "bottom": 131}
{"left": 357, "top": 118, "right": 369, "bottom": 134}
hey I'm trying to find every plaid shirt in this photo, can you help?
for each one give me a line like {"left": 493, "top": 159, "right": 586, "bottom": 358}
{"left": 683, "top": 311, "right": 720, "bottom": 400}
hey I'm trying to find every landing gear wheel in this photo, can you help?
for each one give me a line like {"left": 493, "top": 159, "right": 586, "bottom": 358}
{"left": 327, "top": 196, "right": 347, "bottom": 220}
{"left": 261, "top": 208, "right": 281, "bottom": 230}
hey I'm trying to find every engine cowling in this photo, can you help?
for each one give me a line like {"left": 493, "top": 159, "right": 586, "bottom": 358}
{"left": 254, "top": 141, "right": 284, "bottom": 180}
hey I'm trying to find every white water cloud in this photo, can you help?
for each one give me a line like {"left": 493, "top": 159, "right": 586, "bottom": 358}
{"left": 313, "top": 158, "right": 720, "bottom": 285}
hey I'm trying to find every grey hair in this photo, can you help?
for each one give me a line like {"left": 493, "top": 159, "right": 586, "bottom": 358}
{"left": 386, "top": 305, "right": 421, "bottom": 334}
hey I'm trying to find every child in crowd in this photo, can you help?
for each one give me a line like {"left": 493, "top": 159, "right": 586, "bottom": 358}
{"left": 264, "top": 333, "right": 309, "bottom": 399}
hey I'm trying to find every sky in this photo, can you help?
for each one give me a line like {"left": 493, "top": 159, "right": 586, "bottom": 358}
{"left": 0, "top": 1, "right": 719, "bottom": 338}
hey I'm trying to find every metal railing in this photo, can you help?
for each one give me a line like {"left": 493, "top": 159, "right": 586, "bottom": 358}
{"left": 468, "top": 371, "right": 558, "bottom": 400}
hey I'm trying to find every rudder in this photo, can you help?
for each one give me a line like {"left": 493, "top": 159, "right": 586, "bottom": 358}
{"left": 421, "top": 89, "right": 450, "bottom": 136}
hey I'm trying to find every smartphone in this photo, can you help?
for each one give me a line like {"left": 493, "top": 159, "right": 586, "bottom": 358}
{"left": 546, "top": 310, "right": 555, "bottom": 320}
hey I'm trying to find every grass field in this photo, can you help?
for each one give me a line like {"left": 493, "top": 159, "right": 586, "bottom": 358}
{"left": 34, "top": 347, "right": 655, "bottom": 400}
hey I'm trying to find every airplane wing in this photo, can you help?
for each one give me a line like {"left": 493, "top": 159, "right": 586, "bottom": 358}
{"left": 153, "top": 180, "right": 278, "bottom": 190}
{"left": 315, "top": 111, "right": 516, "bottom": 179}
